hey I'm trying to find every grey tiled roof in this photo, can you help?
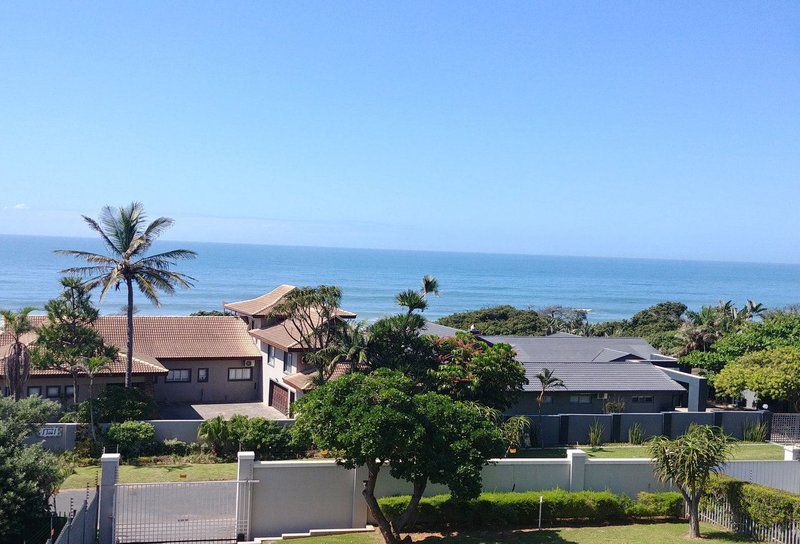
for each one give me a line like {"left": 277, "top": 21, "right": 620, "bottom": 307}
{"left": 479, "top": 334, "right": 672, "bottom": 363}
{"left": 523, "top": 361, "right": 686, "bottom": 393}
{"left": 421, "top": 322, "right": 463, "bottom": 338}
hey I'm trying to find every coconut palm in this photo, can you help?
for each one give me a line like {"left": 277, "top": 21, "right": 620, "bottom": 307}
{"left": 78, "top": 355, "right": 111, "bottom": 438}
{"left": 57, "top": 202, "right": 196, "bottom": 387}
{"left": 1, "top": 307, "right": 36, "bottom": 400}
{"left": 534, "top": 368, "right": 564, "bottom": 448}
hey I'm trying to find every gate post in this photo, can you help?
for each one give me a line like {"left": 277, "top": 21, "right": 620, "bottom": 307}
{"left": 236, "top": 451, "right": 255, "bottom": 540}
{"left": 567, "top": 449, "right": 586, "bottom": 492}
{"left": 98, "top": 453, "right": 120, "bottom": 544}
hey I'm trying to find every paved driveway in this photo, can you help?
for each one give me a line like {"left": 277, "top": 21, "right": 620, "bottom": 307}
{"left": 158, "top": 402, "right": 287, "bottom": 420}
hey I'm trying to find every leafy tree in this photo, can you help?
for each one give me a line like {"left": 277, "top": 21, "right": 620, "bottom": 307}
{"left": 533, "top": 368, "right": 564, "bottom": 448}
{"left": 33, "top": 277, "right": 118, "bottom": 404}
{"left": 292, "top": 369, "right": 504, "bottom": 544}
{"left": 58, "top": 202, "right": 196, "bottom": 387}
{"left": 715, "top": 347, "right": 800, "bottom": 410}
{"left": 649, "top": 425, "right": 732, "bottom": 538}
{"left": 436, "top": 305, "right": 548, "bottom": 336}
{"left": 1, "top": 307, "right": 36, "bottom": 400}
{"left": 0, "top": 396, "right": 64, "bottom": 543}
{"left": 76, "top": 385, "right": 156, "bottom": 423}
{"left": 190, "top": 309, "right": 233, "bottom": 316}
{"left": 430, "top": 332, "right": 527, "bottom": 411}
{"left": 268, "top": 285, "right": 346, "bottom": 382}
{"left": 677, "top": 300, "right": 761, "bottom": 357}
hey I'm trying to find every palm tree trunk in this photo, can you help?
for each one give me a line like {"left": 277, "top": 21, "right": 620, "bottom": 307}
{"left": 88, "top": 375, "right": 96, "bottom": 440}
{"left": 125, "top": 277, "right": 134, "bottom": 388}
{"left": 538, "top": 398, "right": 544, "bottom": 449}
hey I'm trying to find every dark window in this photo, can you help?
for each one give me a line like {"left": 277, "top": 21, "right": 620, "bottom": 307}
{"left": 166, "top": 369, "right": 191, "bottom": 383}
{"left": 27, "top": 386, "right": 42, "bottom": 397}
{"left": 228, "top": 367, "right": 253, "bottom": 381}
{"left": 198, "top": 368, "right": 209, "bottom": 383}
{"left": 65, "top": 385, "right": 76, "bottom": 399}
{"left": 46, "top": 386, "right": 61, "bottom": 398}
{"left": 569, "top": 394, "right": 592, "bottom": 404}
{"left": 632, "top": 395, "right": 654, "bottom": 403}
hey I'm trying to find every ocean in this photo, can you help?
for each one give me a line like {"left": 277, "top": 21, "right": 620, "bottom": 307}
{"left": 1, "top": 234, "right": 799, "bottom": 323}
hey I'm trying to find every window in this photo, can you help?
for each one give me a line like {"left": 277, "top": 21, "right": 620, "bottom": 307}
{"left": 228, "top": 367, "right": 253, "bottom": 381}
{"left": 267, "top": 345, "right": 275, "bottom": 367}
{"left": 632, "top": 395, "right": 654, "bottom": 404}
{"left": 569, "top": 394, "right": 592, "bottom": 404}
{"left": 46, "top": 386, "right": 61, "bottom": 398}
{"left": 166, "top": 369, "right": 191, "bottom": 383}
{"left": 198, "top": 368, "right": 209, "bottom": 383}
{"left": 541, "top": 395, "right": 553, "bottom": 404}
{"left": 283, "top": 353, "right": 295, "bottom": 374}
{"left": 27, "top": 386, "right": 42, "bottom": 397}
{"left": 65, "top": 385, "right": 76, "bottom": 399}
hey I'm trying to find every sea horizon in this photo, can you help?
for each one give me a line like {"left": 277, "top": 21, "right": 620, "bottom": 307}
{"left": 2, "top": 233, "right": 800, "bottom": 323}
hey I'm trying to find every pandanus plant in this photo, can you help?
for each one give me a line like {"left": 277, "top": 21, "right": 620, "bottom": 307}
{"left": 1, "top": 307, "right": 36, "bottom": 400}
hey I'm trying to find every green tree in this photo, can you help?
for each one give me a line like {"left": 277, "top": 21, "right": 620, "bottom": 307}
{"left": 268, "top": 285, "right": 346, "bottom": 382}
{"left": 33, "top": 277, "right": 118, "bottom": 404}
{"left": 715, "top": 347, "right": 800, "bottom": 410}
{"left": 78, "top": 356, "right": 111, "bottom": 438}
{"left": 292, "top": 369, "right": 504, "bottom": 544}
{"left": 57, "top": 202, "right": 196, "bottom": 387}
{"left": 649, "top": 425, "right": 732, "bottom": 538}
{"left": 395, "top": 275, "right": 439, "bottom": 316}
{"left": 0, "top": 396, "right": 64, "bottom": 543}
{"left": 436, "top": 305, "right": 548, "bottom": 336}
{"left": 430, "top": 332, "right": 527, "bottom": 411}
{"left": 534, "top": 368, "right": 564, "bottom": 448}
{"left": 1, "top": 307, "right": 36, "bottom": 400}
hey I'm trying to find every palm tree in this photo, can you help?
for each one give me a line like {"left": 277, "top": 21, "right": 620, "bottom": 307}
{"left": 395, "top": 275, "right": 439, "bottom": 316}
{"left": 78, "top": 355, "right": 110, "bottom": 438}
{"left": 329, "top": 321, "right": 371, "bottom": 372}
{"left": 534, "top": 368, "right": 564, "bottom": 449}
{"left": 57, "top": 202, "right": 196, "bottom": 387}
{"left": 1, "top": 307, "right": 36, "bottom": 400}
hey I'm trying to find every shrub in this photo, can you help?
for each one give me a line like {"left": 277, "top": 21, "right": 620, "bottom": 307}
{"left": 379, "top": 489, "right": 683, "bottom": 530}
{"left": 59, "top": 411, "right": 79, "bottom": 423}
{"left": 106, "top": 421, "right": 156, "bottom": 458}
{"left": 705, "top": 474, "right": 800, "bottom": 526}
{"left": 76, "top": 387, "right": 157, "bottom": 423}
{"left": 628, "top": 423, "right": 644, "bottom": 445}
{"left": 161, "top": 438, "right": 191, "bottom": 456}
{"left": 588, "top": 420, "right": 605, "bottom": 448}
{"left": 241, "top": 418, "right": 299, "bottom": 460}
{"left": 742, "top": 420, "right": 768, "bottom": 443}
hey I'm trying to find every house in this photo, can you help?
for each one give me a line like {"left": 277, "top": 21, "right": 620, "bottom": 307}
{"left": 0, "top": 315, "right": 262, "bottom": 404}
{"left": 423, "top": 325, "right": 704, "bottom": 414}
{"left": 224, "top": 285, "right": 356, "bottom": 415}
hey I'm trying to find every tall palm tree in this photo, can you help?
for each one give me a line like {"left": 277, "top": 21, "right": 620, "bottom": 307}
{"left": 1, "top": 307, "right": 36, "bottom": 400}
{"left": 78, "top": 355, "right": 111, "bottom": 438}
{"left": 395, "top": 275, "right": 439, "bottom": 316}
{"left": 535, "top": 368, "right": 564, "bottom": 449}
{"left": 57, "top": 202, "right": 196, "bottom": 387}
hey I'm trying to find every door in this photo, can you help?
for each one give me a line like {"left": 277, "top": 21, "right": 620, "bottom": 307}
{"left": 268, "top": 380, "right": 289, "bottom": 415}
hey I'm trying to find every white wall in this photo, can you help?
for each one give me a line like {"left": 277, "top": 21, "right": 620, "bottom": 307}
{"left": 584, "top": 459, "right": 671, "bottom": 496}
{"left": 721, "top": 460, "right": 800, "bottom": 494}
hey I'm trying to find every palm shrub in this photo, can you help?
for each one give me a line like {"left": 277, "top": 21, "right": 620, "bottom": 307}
{"left": 588, "top": 420, "right": 605, "bottom": 448}
{"left": 742, "top": 420, "right": 768, "bottom": 443}
{"left": 628, "top": 422, "right": 644, "bottom": 445}
{"left": 197, "top": 416, "right": 231, "bottom": 457}
{"left": 501, "top": 416, "right": 531, "bottom": 452}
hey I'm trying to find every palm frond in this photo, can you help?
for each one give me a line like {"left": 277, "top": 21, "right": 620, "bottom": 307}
{"left": 55, "top": 250, "right": 119, "bottom": 265}
{"left": 81, "top": 214, "right": 123, "bottom": 256}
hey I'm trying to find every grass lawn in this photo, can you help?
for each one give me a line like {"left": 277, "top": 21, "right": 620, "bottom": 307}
{"left": 61, "top": 462, "right": 237, "bottom": 489}
{"left": 510, "top": 442, "right": 782, "bottom": 460}
{"left": 292, "top": 523, "right": 748, "bottom": 543}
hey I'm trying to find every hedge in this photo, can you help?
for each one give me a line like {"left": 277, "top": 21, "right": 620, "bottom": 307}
{"left": 705, "top": 474, "right": 800, "bottom": 526}
{"left": 378, "top": 490, "right": 684, "bottom": 529}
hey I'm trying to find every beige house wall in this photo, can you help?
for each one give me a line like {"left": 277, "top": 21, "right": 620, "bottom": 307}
{"left": 154, "top": 358, "right": 261, "bottom": 403}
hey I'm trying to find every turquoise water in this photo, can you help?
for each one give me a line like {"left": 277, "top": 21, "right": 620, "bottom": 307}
{"left": 1, "top": 234, "right": 799, "bottom": 322}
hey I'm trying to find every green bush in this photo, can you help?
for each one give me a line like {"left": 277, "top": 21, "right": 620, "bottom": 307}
{"left": 705, "top": 474, "right": 800, "bottom": 526}
{"left": 378, "top": 489, "right": 683, "bottom": 530}
{"left": 742, "top": 420, "right": 768, "bottom": 443}
{"left": 161, "top": 438, "right": 191, "bottom": 456}
{"left": 106, "top": 421, "right": 156, "bottom": 458}
{"left": 76, "top": 387, "right": 157, "bottom": 423}
{"left": 628, "top": 423, "right": 644, "bottom": 445}
{"left": 588, "top": 421, "right": 605, "bottom": 448}
{"left": 198, "top": 415, "right": 302, "bottom": 460}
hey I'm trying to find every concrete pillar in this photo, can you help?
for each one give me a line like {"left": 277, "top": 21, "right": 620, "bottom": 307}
{"left": 98, "top": 453, "right": 120, "bottom": 544}
{"left": 236, "top": 452, "right": 255, "bottom": 541}
{"left": 784, "top": 445, "right": 800, "bottom": 461}
{"left": 351, "top": 465, "right": 369, "bottom": 528}
{"left": 567, "top": 449, "right": 586, "bottom": 492}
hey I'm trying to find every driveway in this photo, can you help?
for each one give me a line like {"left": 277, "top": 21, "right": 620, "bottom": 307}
{"left": 158, "top": 402, "right": 287, "bottom": 420}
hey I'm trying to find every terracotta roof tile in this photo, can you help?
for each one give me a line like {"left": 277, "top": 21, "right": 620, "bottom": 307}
{"left": 0, "top": 352, "right": 167, "bottom": 377}
{"left": 223, "top": 285, "right": 296, "bottom": 316}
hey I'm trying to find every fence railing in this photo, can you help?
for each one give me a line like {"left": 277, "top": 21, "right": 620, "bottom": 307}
{"left": 699, "top": 494, "right": 800, "bottom": 544}
{"left": 53, "top": 490, "right": 98, "bottom": 544}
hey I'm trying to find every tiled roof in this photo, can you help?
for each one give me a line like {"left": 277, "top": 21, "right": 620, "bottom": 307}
{"left": 522, "top": 361, "right": 686, "bottom": 393}
{"left": 1, "top": 315, "right": 261, "bottom": 360}
{"left": 421, "top": 322, "right": 463, "bottom": 338}
{"left": 283, "top": 362, "right": 366, "bottom": 392}
{"left": 0, "top": 351, "right": 167, "bottom": 377}
{"left": 249, "top": 310, "right": 356, "bottom": 352}
{"left": 223, "top": 285, "right": 297, "bottom": 316}
{"left": 479, "top": 334, "right": 674, "bottom": 363}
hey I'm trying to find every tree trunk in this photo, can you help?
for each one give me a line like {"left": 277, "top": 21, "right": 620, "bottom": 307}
{"left": 538, "top": 400, "right": 544, "bottom": 449}
{"left": 72, "top": 372, "right": 80, "bottom": 405}
{"left": 362, "top": 461, "right": 399, "bottom": 544}
{"left": 688, "top": 493, "right": 701, "bottom": 538}
{"left": 390, "top": 478, "right": 427, "bottom": 538}
{"left": 88, "top": 376, "right": 96, "bottom": 440}
{"left": 125, "top": 278, "right": 134, "bottom": 388}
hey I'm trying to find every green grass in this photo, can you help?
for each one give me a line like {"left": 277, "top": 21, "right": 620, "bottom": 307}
{"left": 291, "top": 523, "right": 748, "bottom": 543}
{"left": 61, "top": 462, "right": 237, "bottom": 489}
{"left": 509, "top": 442, "right": 781, "bottom": 460}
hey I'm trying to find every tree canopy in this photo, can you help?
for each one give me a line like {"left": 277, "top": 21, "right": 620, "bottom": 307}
{"left": 715, "top": 347, "right": 800, "bottom": 410}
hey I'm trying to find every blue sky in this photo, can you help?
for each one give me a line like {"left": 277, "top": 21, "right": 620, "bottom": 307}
{"left": 1, "top": 2, "right": 798, "bottom": 263}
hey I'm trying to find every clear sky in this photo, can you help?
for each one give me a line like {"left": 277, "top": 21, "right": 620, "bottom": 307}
{"left": 1, "top": 2, "right": 798, "bottom": 263}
